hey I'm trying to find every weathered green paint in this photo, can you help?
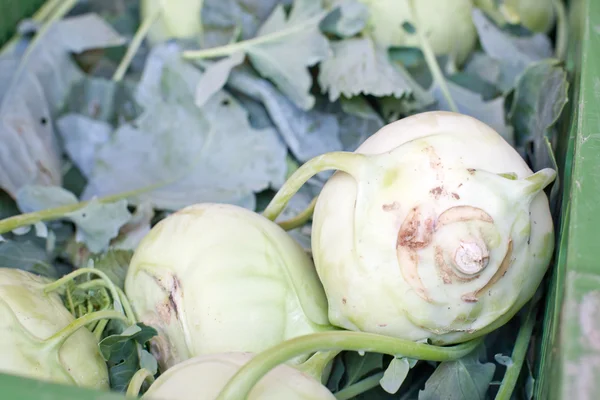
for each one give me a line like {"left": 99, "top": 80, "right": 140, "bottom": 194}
{"left": 536, "top": 0, "right": 600, "bottom": 399}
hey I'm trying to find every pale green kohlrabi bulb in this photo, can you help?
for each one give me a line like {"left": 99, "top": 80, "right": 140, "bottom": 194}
{"left": 142, "top": 352, "right": 336, "bottom": 400}
{"left": 311, "top": 111, "right": 555, "bottom": 345}
{"left": 125, "top": 203, "right": 333, "bottom": 372}
{"left": 0, "top": 268, "right": 109, "bottom": 388}
{"left": 358, "top": 0, "right": 478, "bottom": 66}
{"left": 474, "top": 0, "right": 556, "bottom": 33}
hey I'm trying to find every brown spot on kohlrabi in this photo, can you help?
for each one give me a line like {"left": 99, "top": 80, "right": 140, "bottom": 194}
{"left": 382, "top": 201, "right": 401, "bottom": 211}
{"left": 470, "top": 240, "right": 514, "bottom": 299}
{"left": 397, "top": 206, "right": 435, "bottom": 250}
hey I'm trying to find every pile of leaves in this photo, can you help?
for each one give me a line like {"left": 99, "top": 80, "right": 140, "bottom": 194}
{"left": 0, "top": 0, "right": 571, "bottom": 398}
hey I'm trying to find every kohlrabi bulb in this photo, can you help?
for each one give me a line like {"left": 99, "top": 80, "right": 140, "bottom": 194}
{"left": 0, "top": 268, "right": 109, "bottom": 388}
{"left": 310, "top": 111, "right": 555, "bottom": 344}
{"left": 125, "top": 203, "right": 333, "bottom": 372}
{"left": 474, "top": 0, "right": 556, "bottom": 33}
{"left": 142, "top": 352, "right": 336, "bottom": 400}
{"left": 358, "top": 0, "right": 477, "bottom": 66}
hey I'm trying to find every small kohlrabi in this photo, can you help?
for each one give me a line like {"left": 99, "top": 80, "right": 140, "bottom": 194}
{"left": 141, "top": 352, "right": 336, "bottom": 400}
{"left": 0, "top": 268, "right": 129, "bottom": 388}
{"left": 262, "top": 111, "right": 555, "bottom": 345}
{"left": 357, "top": 0, "right": 478, "bottom": 66}
{"left": 141, "top": 0, "right": 204, "bottom": 45}
{"left": 475, "top": 0, "right": 556, "bottom": 33}
{"left": 124, "top": 203, "right": 333, "bottom": 373}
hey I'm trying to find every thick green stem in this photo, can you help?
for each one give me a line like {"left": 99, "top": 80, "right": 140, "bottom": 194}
{"left": 43, "top": 310, "right": 129, "bottom": 350}
{"left": 553, "top": 0, "right": 568, "bottom": 61}
{"left": 112, "top": 5, "right": 162, "bottom": 81}
{"left": 335, "top": 372, "right": 385, "bottom": 400}
{"left": 407, "top": 0, "right": 457, "bottom": 112}
{"left": 277, "top": 197, "right": 317, "bottom": 231}
{"left": 215, "top": 332, "right": 483, "bottom": 400}
{"left": 494, "top": 303, "right": 536, "bottom": 400}
{"left": 0, "top": 185, "right": 159, "bottom": 234}
{"left": 297, "top": 350, "right": 340, "bottom": 382}
{"left": 43, "top": 268, "right": 134, "bottom": 324}
{"left": 126, "top": 368, "right": 155, "bottom": 397}
{"left": 262, "top": 152, "right": 368, "bottom": 221}
{"left": 93, "top": 319, "right": 109, "bottom": 341}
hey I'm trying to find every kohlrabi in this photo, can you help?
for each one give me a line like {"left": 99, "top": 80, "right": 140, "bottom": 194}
{"left": 124, "top": 203, "right": 333, "bottom": 373}
{"left": 475, "top": 0, "right": 556, "bottom": 33}
{"left": 262, "top": 111, "right": 555, "bottom": 345}
{"left": 0, "top": 268, "right": 131, "bottom": 388}
{"left": 357, "top": 0, "right": 477, "bottom": 66}
{"left": 141, "top": 352, "right": 336, "bottom": 400}
{"left": 141, "top": 0, "right": 204, "bottom": 45}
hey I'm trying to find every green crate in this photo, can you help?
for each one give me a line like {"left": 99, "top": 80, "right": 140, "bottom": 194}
{"left": 0, "top": 0, "right": 46, "bottom": 44}
{"left": 0, "top": 0, "right": 597, "bottom": 399}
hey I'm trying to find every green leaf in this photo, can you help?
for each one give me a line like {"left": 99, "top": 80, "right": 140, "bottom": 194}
{"left": 379, "top": 357, "right": 412, "bottom": 394}
{"left": 344, "top": 352, "right": 384, "bottom": 386}
{"left": 320, "top": 0, "right": 369, "bottom": 38}
{"left": 507, "top": 59, "right": 569, "bottom": 169}
{"left": 0, "top": 240, "right": 57, "bottom": 278}
{"left": 0, "top": 14, "right": 125, "bottom": 198}
{"left": 326, "top": 355, "right": 346, "bottom": 392}
{"left": 15, "top": 185, "right": 132, "bottom": 253}
{"left": 99, "top": 322, "right": 158, "bottom": 392}
{"left": 318, "top": 37, "right": 433, "bottom": 105}
{"left": 246, "top": 0, "right": 330, "bottom": 110}
{"left": 0, "top": 189, "right": 20, "bottom": 220}
{"left": 194, "top": 52, "right": 245, "bottom": 108}
{"left": 89, "top": 249, "right": 133, "bottom": 290}
{"left": 418, "top": 351, "right": 496, "bottom": 400}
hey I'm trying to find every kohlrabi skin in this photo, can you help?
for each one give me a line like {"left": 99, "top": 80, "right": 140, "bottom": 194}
{"left": 142, "top": 352, "right": 336, "bottom": 400}
{"left": 0, "top": 268, "right": 109, "bottom": 388}
{"left": 141, "top": 0, "right": 204, "bottom": 45}
{"left": 263, "top": 111, "right": 555, "bottom": 346}
{"left": 125, "top": 203, "right": 333, "bottom": 372}
{"left": 357, "top": 0, "right": 477, "bottom": 66}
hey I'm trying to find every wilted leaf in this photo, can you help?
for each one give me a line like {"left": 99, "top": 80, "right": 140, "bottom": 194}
{"left": 318, "top": 37, "right": 432, "bottom": 105}
{"left": 0, "top": 14, "right": 125, "bottom": 197}
{"left": 418, "top": 351, "right": 495, "bottom": 400}
{"left": 429, "top": 80, "right": 513, "bottom": 143}
{"left": 320, "top": 0, "right": 369, "bottom": 38}
{"left": 228, "top": 67, "right": 342, "bottom": 162}
{"left": 0, "top": 240, "right": 57, "bottom": 278}
{"left": 471, "top": 9, "right": 553, "bottom": 90}
{"left": 245, "top": 0, "right": 330, "bottom": 110}
{"left": 112, "top": 202, "right": 154, "bottom": 251}
{"left": 78, "top": 45, "right": 287, "bottom": 211}
{"left": 202, "top": 0, "right": 281, "bottom": 48}
{"left": 194, "top": 52, "right": 245, "bottom": 107}
{"left": 15, "top": 185, "right": 131, "bottom": 253}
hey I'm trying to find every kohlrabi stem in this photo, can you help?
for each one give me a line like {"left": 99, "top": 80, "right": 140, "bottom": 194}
{"left": 297, "top": 350, "right": 340, "bottom": 381}
{"left": 262, "top": 152, "right": 368, "bottom": 221}
{"left": 126, "top": 368, "right": 155, "bottom": 397}
{"left": 335, "top": 371, "right": 385, "bottom": 400}
{"left": 277, "top": 197, "right": 317, "bottom": 231}
{"left": 93, "top": 319, "right": 109, "bottom": 341}
{"left": 32, "top": 0, "right": 63, "bottom": 23}
{"left": 43, "top": 268, "right": 134, "bottom": 324}
{"left": 494, "top": 303, "right": 536, "bottom": 400}
{"left": 43, "top": 310, "right": 129, "bottom": 350}
{"left": 77, "top": 279, "right": 137, "bottom": 325}
{"left": 0, "top": 185, "right": 159, "bottom": 234}
{"left": 112, "top": 5, "right": 162, "bottom": 82}
{"left": 214, "top": 332, "right": 484, "bottom": 400}
{"left": 407, "top": 0, "right": 457, "bottom": 113}
{"left": 182, "top": 13, "right": 324, "bottom": 60}
{"left": 553, "top": 0, "right": 568, "bottom": 61}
